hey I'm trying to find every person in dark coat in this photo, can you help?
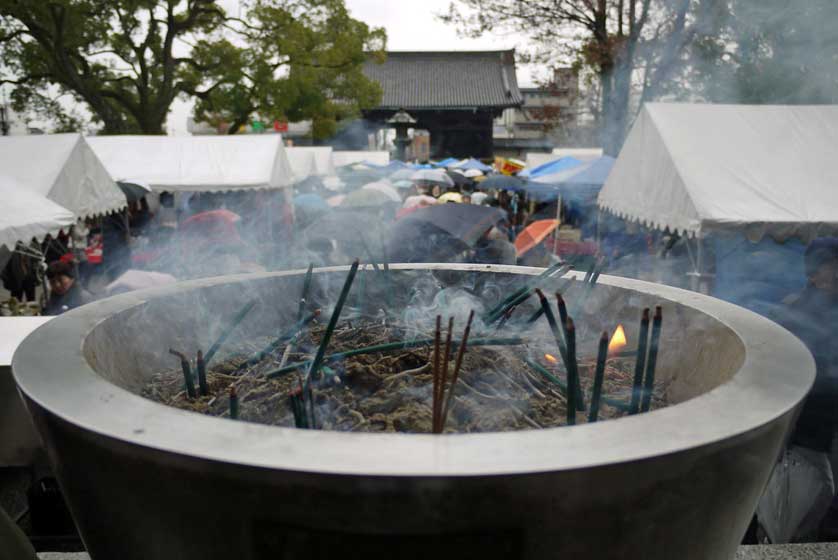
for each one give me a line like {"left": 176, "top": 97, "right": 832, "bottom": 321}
{"left": 1, "top": 242, "right": 39, "bottom": 302}
{"left": 756, "top": 238, "right": 838, "bottom": 542}
{"left": 43, "top": 261, "right": 92, "bottom": 316}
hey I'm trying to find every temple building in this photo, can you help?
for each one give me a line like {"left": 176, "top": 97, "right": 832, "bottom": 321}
{"left": 361, "top": 50, "right": 523, "bottom": 160}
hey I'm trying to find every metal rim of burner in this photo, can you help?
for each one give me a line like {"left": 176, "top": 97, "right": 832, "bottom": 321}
{"left": 12, "top": 263, "right": 814, "bottom": 477}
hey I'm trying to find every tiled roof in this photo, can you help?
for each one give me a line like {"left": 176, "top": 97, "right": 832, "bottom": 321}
{"left": 363, "top": 50, "right": 524, "bottom": 110}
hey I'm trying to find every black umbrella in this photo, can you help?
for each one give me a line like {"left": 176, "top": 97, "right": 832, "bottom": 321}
{"left": 477, "top": 174, "right": 528, "bottom": 192}
{"left": 387, "top": 204, "right": 506, "bottom": 262}
{"left": 117, "top": 180, "right": 152, "bottom": 203}
{"left": 445, "top": 169, "right": 472, "bottom": 190}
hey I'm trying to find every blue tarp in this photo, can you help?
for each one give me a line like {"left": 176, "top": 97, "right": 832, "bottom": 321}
{"left": 456, "top": 158, "right": 493, "bottom": 172}
{"left": 526, "top": 156, "right": 616, "bottom": 202}
{"left": 519, "top": 156, "right": 582, "bottom": 178}
{"left": 535, "top": 156, "right": 615, "bottom": 187}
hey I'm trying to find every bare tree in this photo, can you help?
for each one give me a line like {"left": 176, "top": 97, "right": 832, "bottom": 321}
{"left": 441, "top": 0, "right": 700, "bottom": 155}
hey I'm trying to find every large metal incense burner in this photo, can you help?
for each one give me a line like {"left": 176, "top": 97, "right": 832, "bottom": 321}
{"left": 13, "top": 264, "right": 814, "bottom": 560}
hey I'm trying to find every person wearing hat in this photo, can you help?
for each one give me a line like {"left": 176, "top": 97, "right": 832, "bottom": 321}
{"left": 43, "top": 260, "right": 93, "bottom": 316}
{"left": 755, "top": 238, "right": 838, "bottom": 543}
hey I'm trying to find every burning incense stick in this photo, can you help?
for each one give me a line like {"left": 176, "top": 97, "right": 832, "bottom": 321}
{"left": 483, "top": 262, "right": 569, "bottom": 321}
{"left": 565, "top": 317, "right": 579, "bottom": 425}
{"left": 168, "top": 349, "right": 196, "bottom": 399}
{"left": 629, "top": 308, "right": 651, "bottom": 415}
{"left": 641, "top": 306, "right": 663, "bottom": 413}
{"left": 229, "top": 385, "right": 239, "bottom": 420}
{"left": 441, "top": 310, "right": 475, "bottom": 430}
{"left": 242, "top": 309, "right": 321, "bottom": 369}
{"left": 432, "top": 315, "right": 442, "bottom": 433}
{"left": 556, "top": 293, "right": 569, "bottom": 329}
{"left": 535, "top": 289, "right": 584, "bottom": 411}
{"left": 204, "top": 299, "right": 257, "bottom": 365}
{"left": 526, "top": 358, "right": 629, "bottom": 413}
{"left": 587, "top": 332, "right": 609, "bottom": 423}
{"left": 196, "top": 350, "right": 208, "bottom": 396}
{"left": 526, "top": 307, "right": 544, "bottom": 324}
{"left": 306, "top": 259, "right": 359, "bottom": 383}
{"left": 298, "top": 263, "right": 314, "bottom": 322}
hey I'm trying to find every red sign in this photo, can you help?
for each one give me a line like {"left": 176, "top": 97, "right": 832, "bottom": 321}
{"left": 274, "top": 120, "right": 288, "bottom": 132}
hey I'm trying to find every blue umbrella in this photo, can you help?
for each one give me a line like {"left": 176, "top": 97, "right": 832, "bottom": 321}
{"left": 455, "top": 158, "right": 493, "bottom": 172}
{"left": 293, "top": 193, "right": 328, "bottom": 210}
{"left": 434, "top": 157, "right": 459, "bottom": 167}
{"left": 520, "top": 156, "right": 583, "bottom": 178}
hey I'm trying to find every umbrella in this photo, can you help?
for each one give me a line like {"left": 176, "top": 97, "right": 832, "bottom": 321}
{"left": 117, "top": 180, "right": 152, "bottom": 203}
{"left": 393, "top": 180, "right": 414, "bottom": 190}
{"left": 463, "top": 168, "right": 483, "bottom": 178}
{"left": 301, "top": 209, "right": 391, "bottom": 263}
{"left": 326, "top": 194, "right": 346, "bottom": 207}
{"left": 388, "top": 204, "right": 506, "bottom": 263}
{"left": 294, "top": 193, "right": 331, "bottom": 226}
{"left": 362, "top": 181, "right": 402, "bottom": 203}
{"left": 514, "top": 219, "right": 559, "bottom": 256}
{"left": 179, "top": 209, "right": 243, "bottom": 253}
{"left": 182, "top": 209, "right": 240, "bottom": 229}
{"left": 294, "top": 193, "right": 328, "bottom": 210}
{"left": 454, "top": 158, "right": 493, "bottom": 173}
{"left": 402, "top": 195, "right": 438, "bottom": 209}
{"left": 340, "top": 188, "right": 395, "bottom": 208}
{"left": 478, "top": 174, "right": 528, "bottom": 192}
{"left": 435, "top": 157, "right": 460, "bottom": 167}
{"left": 391, "top": 204, "right": 506, "bottom": 248}
{"left": 445, "top": 169, "right": 471, "bottom": 189}
{"left": 410, "top": 169, "right": 455, "bottom": 188}
{"left": 438, "top": 192, "right": 463, "bottom": 204}
{"left": 389, "top": 168, "right": 415, "bottom": 181}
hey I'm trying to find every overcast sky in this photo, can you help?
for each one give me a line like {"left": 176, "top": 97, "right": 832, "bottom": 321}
{"left": 168, "top": 0, "right": 535, "bottom": 134}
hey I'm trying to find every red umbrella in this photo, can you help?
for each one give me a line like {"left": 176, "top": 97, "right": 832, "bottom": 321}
{"left": 180, "top": 209, "right": 241, "bottom": 241}
{"left": 514, "top": 219, "right": 559, "bottom": 256}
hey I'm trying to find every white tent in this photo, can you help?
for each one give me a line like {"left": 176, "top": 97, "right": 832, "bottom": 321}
{"left": 332, "top": 151, "right": 389, "bottom": 168}
{"left": 88, "top": 135, "right": 294, "bottom": 192}
{"left": 0, "top": 179, "right": 75, "bottom": 251}
{"left": 0, "top": 134, "right": 125, "bottom": 220}
{"left": 285, "top": 147, "right": 336, "bottom": 181}
{"left": 598, "top": 103, "right": 838, "bottom": 242}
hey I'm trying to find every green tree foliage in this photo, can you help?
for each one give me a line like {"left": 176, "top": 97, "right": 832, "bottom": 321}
{"left": 0, "top": 0, "right": 385, "bottom": 136}
{"left": 183, "top": 0, "right": 385, "bottom": 138}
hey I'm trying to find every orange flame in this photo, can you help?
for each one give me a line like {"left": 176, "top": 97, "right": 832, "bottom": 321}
{"left": 544, "top": 353, "right": 558, "bottom": 364}
{"left": 608, "top": 324, "right": 628, "bottom": 355}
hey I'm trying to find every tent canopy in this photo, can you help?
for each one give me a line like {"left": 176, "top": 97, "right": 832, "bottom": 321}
{"left": 332, "top": 151, "right": 390, "bottom": 168}
{"left": 598, "top": 103, "right": 838, "bottom": 241}
{"left": 0, "top": 134, "right": 125, "bottom": 220}
{"left": 0, "top": 179, "right": 75, "bottom": 251}
{"left": 88, "top": 135, "right": 294, "bottom": 192}
{"left": 286, "top": 146, "right": 335, "bottom": 181}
